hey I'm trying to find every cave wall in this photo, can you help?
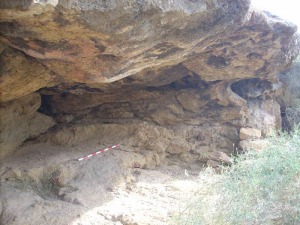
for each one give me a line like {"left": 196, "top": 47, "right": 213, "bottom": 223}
{"left": 38, "top": 72, "right": 284, "bottom": 164}
{"left": 0, "top": 0, "right": 299, "bottom": 163}
{"left": 0, "top": 93, "right": 55, "bottom": 159}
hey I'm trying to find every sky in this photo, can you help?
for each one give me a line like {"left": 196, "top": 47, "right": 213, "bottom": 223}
{"left": 251, "top": 0, "right": 300, "bottom": 28}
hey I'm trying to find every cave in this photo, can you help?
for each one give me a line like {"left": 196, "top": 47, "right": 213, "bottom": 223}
{"left": 0, "top": 0, "right": 299, "bottom": 224}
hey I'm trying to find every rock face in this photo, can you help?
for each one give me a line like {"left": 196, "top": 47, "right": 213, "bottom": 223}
{"left": 239, "top": 127, "right": 261, "bottom": 140}
{"left": 1, "top": 1, "right": 300, "bottom": 224}
{"left": 0, "top": 45, "right": 56, "bottom": 102}
{"left": 0, "top": 93, "right": 56, "bottom": 159}
{"left": 1, "top": 0, "right": 298, "bottom": 98}
{"left": 0, "top": 0, "right": 299, "bottom": 160}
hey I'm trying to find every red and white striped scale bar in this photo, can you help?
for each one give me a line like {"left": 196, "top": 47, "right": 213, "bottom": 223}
{"left": 77, "top": 144, "right": 120, "bottom": 161}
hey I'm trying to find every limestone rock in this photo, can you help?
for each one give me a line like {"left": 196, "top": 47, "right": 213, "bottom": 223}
{"left": 0, "top": 93, "right": 56, "bottom": 159}
{"left": 198, "top": 150, "right": 233, "bottom": 165}
{"left": 239, "top": 127, "right": 262, "bottom": 140}
{"left": 180, "top": 152, "right": 195, "bottom": 163}
{"left": 55, "top": 114, "right": 74, "bottom": 124}
{"left": 129, "top": 122, "right": 173, "bottom": 153}
{"left": 119, "top": 151, "right": 147, "bottom": 169}
{"left": 0, "top": 1, "right": 296, "bottom": 167}
{"left": 183, "top": 10, "right": 299, "bottom": 81}
{"left": 48, "top": 123, "right": 136, "bottom": 146}
{"left": 0, "top": 45, "right": 56, "bottom": 102}
{"left": 231, "top": 78, "right": 284, "bottom": 100}
{"left": 209, "top": 81, "right": 247, "bottom": 107}
{"left": 0, "top": 0, "right": 298, "bottom": 103}
{"left": 247, "top": 99, "right": 282, "bottom": 135}
{"left": 150, "top": 110, "right": 182, "bottom": 126}
{"left": 1, "top": 1, "right": 300, "bottom": 224}
{"left": 176, "top": 89, "right": 208, "bottom": 113}
{"left": 166, "top": 140, "right": 191, "bottom": 155}
{"left": 187, "top": 125, "right": 239, "bottom": 155}
{"left": 141, "top": 150, "right": 161, "bottom": 169}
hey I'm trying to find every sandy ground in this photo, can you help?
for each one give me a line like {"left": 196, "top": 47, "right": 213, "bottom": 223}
{"left": 0, "top": 140, "right": 204, "bottom": 225}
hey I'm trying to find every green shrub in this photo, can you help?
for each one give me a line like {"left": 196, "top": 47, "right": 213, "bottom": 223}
{"left": 285, "top": 106, "right": 300, "bottom": 130}
{"left": 280, "top": 57, "right": 300, "bottom": 131}
{"left": 174, "top": 128, "right": 300, "bottom": 225}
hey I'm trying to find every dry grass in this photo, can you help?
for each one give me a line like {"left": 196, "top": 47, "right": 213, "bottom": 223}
{"left": 174, "top": 128, "right": 300, "bottom": 225}
{"left": 14, "top": 167, "right": 61, "bottom": 200}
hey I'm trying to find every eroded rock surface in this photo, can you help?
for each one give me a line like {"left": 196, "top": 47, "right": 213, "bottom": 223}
{"left": 0, "top": 0, "right": 298, "bottom": 165}
{"left": 0, "top": 0, "right": 298, "bottom": 101}
{"left": 0, "top": 44, "right": 56, "bottom": 102}
{"left": 0, "top": 93, "right": 55, "bottom": 159}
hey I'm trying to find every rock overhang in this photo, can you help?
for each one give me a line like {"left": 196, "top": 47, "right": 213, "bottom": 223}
{"left": 0, "top": 0, "right": 257, "bottom": 100}
{"left": 0, "top": 0, "right": 298, "bottom": 103}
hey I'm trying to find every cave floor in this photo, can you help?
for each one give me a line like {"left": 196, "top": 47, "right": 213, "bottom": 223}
{"left": 1, "top": 141, "right": 204, "bottom": 225}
